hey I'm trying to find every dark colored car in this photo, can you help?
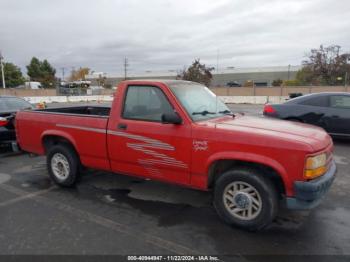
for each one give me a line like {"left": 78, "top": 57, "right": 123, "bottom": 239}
{"left": 0, "top": 96, "right": 33, "bottom": 148}
{"left": 263, "top": 92, "right": 350, "bottom": 138}
{"left": 226, "top": 81, "right": 241, "bottom": 87}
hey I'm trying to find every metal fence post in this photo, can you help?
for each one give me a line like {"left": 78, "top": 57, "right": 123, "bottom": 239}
{"left": 253, "top": 81, "right": 256, "bottom": 96}
{"left": 345, "top": 72, "right": 348, "bottom": 92}
{"left": 280, "top": 85, "right": 283, "bottom": 97}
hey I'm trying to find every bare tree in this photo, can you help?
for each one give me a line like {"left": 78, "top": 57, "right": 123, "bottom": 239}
{"left": 298, "top": 45, "right": 350, "bottom": 85}
{"left": 178, "top": 59, "right": 214, "bottom": 87}
{"left": 69, "top": 67, "right": 90, "bottom": 81}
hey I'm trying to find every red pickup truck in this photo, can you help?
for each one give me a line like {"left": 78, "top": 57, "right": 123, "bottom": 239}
{"left": 16, "top": 80, "right": 336, "bottom": 230}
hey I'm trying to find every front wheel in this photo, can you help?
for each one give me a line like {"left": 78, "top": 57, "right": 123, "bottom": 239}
{"left": 214, "top": 168, "right": 278, "bottom": 231}
{"left": 47, "top": 144, "right": 80, "bottom": 187}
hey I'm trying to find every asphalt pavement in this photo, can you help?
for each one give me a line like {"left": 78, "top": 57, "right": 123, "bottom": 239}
{"left": 0, "top": 104, "right": 349, "bottom": 257}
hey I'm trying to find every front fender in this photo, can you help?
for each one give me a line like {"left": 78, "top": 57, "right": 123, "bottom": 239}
{"left": 206, "top": 151, "right": 290, "bottom": 192}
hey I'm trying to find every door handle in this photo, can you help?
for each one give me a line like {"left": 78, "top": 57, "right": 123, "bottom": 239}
{"left": 117, "top": 123, "right": 128, "bottom": 130}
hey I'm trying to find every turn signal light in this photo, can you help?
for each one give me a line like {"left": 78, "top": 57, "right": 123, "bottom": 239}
{"left": 304, "top": 153, "right": 327, "bottom": 180}
{"left": 304, "top": 166, "right": 327, "bottom": 180}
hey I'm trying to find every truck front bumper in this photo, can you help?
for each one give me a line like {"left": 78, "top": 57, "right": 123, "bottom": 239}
{"left": 286, "top": 160, "right": 336, "bottom": 210}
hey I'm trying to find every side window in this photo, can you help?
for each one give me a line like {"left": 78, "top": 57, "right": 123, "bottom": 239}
{"left": 299, "top": 96, "right": 329, "bottom": 107}
{"left": 330, "top": 96, "right": 350, "bottom": 109}
{"left": 123, "top": 85, "right": 174, "bottom": 122}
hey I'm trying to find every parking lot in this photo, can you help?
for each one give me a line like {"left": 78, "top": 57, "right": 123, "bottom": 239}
{"left": 0, "top": 103, "right": 349, "bottom": 256}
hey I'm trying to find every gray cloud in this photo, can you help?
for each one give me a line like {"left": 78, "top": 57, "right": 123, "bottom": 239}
{"left": 0, "top": 0, "right": 349, "bottom": 76}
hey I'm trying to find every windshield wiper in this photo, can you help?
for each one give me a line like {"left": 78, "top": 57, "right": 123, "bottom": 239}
{"left": 192, "top": 110, "right": 216, "bottom": 116}
{"left": 219, "top": 110, "right": 235, "bottom": 117}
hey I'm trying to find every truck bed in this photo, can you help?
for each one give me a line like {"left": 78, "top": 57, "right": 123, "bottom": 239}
{"left": 16, "top": 106, "right": 111, "bottom": 171}
{"left": 38, "top": 106, "right": 111, "bottom": 117}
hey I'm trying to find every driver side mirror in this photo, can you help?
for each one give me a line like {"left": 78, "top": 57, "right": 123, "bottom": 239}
{"left": 161, "top": 112, "right": 182, "bottom": 125}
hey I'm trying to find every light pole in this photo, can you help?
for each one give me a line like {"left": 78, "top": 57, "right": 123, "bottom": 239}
{"left": 346, "top": 56, "right": 349, "bottom": 92}
{"left": 0, "top": 51, "right": 5, "bottom": 89}
{"left": 288, "top": 64, "right": 291, "bottom": 80}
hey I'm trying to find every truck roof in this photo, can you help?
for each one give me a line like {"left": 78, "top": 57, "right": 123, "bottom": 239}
{"left": 121, "top": 79, "right": 196, "bottom": 86}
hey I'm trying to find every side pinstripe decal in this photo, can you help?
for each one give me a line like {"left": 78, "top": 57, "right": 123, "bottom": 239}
{"left": 56, "top": 124, "right": 106, "bottom": 134}
{"left": 55, "top": 124, "right": 187, "bottom": 172}
{"left": 109, "top": 131, "right": 187, "bottom": 169}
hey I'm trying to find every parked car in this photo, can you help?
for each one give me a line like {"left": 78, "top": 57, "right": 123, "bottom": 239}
{"left": 24, "top": 81, "right": 42, "bottom": 89}
{"left": 16, "top": 80, "right": 336, "bottom": 230}
{"left": 289, "top": 93, "right": 303, "bottom": 99}
{"left": 0, "top": 96, "right": 33, "bottom": 149}
{"left": 226, "top": 81, "right": 241, "bottom": 87}
{"left": 263, "top": 92, "right": 350, "bottom": 138}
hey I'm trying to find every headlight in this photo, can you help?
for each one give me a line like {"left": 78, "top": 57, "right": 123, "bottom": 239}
{"left": 304, "top": 153, "right": 327, "bottom": 180}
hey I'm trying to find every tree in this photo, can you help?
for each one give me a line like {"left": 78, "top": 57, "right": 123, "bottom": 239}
{"left": 177, "top": 59, "right": 214, "bottom": 87}
{"left": 297, "top": 45, "right": 350, "bottom": 85}
{"left": 272, "top": 79, "right": 283, "bottom": 87}
{"left": 26, "top": 57, "right": 56, "bottom": 88}
{"left": 0, "top": 62, "right": 25, "bottom": 88}
{"left": 69, "top": 67, "right": 90, "bottom": 81}
{"left": 295, "top": 67, "right": 313, "bottom": 85}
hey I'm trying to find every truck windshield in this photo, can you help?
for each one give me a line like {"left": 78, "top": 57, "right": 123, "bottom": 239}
{"left": 168, "top": 82, "right": 232, "bottom": 121}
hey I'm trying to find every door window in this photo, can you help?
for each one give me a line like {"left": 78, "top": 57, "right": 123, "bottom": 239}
{"left": 330, "top": 96, "right": 350, "bottom": 109}
{"left": 123, "top": 85, "right": 174, "bottom": 122}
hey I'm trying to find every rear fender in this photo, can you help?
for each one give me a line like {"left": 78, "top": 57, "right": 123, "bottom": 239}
{"left": 41, "top": 130, "right": 78, "bottom": 154}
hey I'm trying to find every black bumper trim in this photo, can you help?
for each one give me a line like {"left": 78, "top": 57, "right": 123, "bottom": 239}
{"left": 286, "top": 160, "right": 336, "bottom": 210}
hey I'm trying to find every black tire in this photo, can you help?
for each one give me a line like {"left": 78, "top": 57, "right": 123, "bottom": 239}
{"left": 46, "top": 144, "right": 80, "bottom": 187}
{"left": 214, "top": 168, "right": 278, "bottom": 231}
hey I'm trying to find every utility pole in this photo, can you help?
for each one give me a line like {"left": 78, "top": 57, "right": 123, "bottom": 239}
{"left": 0, "top": 51, "right": 5, "bottom": 89}
{"left": 288, "top": 64, "right": 291, "bottom": 80}
{"left": 124, "top": 57, "right": 129, "bottom": 80}
{"left": 345, "top": 57, "right": 349, "bottom": 92}
{"left": 216, "top": 49, "right": 219, "bottom": 74}
{"left": 61, "top": 67, "right": 65, "bottom": 82}
{"left": 69, "top": 66, "right": 76, "bottom": 83}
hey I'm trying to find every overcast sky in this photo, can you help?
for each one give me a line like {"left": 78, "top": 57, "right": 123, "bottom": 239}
{"left": 1, "top": 0, "right": 350, "bottom": 76}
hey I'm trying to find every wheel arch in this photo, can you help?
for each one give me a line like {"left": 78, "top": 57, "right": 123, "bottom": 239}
{"left": 41, "top": 131, "right": 78, "bottom": 155}
{"left": 206, "top": 152, "right": 289, "bottom": 197}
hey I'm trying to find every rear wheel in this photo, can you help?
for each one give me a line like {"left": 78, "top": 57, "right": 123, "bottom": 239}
{"left": 47, "top": 144, "right": 80, "bottom": 187}
{"left": 214, "top": 168, "right": 278, "bottom": 231}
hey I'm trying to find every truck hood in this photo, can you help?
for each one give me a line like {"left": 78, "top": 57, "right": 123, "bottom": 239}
{"left": 212, "top": 115, "right": 331, "bottom": 151}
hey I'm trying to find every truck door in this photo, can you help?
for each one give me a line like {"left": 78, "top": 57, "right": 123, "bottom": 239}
{"left": 107, "top": 85, "right": 192, "bottom": 185}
